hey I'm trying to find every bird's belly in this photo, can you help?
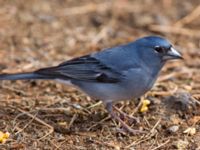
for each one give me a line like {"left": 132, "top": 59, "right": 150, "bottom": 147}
{"left": 72, "top": 82, "right": 133, "bottom": 101}
{"left": 71, "top": 69, "right": 158, "bottom": 102}
{"left": 72, "top": 77, "right": 155, "bottom": 103}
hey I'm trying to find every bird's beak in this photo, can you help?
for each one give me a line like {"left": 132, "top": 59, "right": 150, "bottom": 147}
{"left": 163, "top": 47, "right": 183, "bottom": 60}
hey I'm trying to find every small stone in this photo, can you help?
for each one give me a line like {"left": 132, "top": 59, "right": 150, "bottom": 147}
{"left": 175, "top": 139, "right": 189, "bottom": 150}
{"left": 183, "top": 127, "right": 196, "bottom": 136}
{"left": 168, "top": 125, "right": 179, "bottom": 133}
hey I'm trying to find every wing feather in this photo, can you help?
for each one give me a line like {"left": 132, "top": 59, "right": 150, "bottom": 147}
{"left": 35, "top": 55, "right": 124, "bottom": 83}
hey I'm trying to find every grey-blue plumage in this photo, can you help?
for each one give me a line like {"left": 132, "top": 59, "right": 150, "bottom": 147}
{"left": 0, "top": 36, "right": 182, "bottom": 133}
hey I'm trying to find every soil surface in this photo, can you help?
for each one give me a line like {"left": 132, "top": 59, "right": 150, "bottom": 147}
{"left": 0, "top": 0, "right": 200, "bottom": 149}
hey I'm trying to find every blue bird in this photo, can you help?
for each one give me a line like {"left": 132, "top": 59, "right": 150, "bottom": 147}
{"left": 0, "top": 36, "right": 182, "bottom": 134}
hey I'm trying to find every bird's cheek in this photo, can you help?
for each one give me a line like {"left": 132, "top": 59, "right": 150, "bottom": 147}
{"left": 161, "top": 54, "right": 170, "bottom": 62}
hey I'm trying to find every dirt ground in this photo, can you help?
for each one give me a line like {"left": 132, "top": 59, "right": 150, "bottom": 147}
{"left": 0, "top": 0, "right": 200, "bottom": 149}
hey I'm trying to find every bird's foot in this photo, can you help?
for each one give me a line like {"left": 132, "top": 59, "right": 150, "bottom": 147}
{"left": 106, "top": 103, "right": 145, "bottom": 135}
{"left": 116, "top": 120, "right": 146, "bottom": 135}
{"left": 113, "top": 106, "right": 140, "bottom": 124}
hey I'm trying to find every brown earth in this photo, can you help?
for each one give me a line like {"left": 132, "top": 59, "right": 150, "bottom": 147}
{"left": 0, "top": 0, "right": 200, "bottom": 149}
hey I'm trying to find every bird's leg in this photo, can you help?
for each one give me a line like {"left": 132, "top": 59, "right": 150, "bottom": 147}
{"left": 113, "top": 106, "right": 140, "bottom": 124}
{"left": 105, "top": 102, "right": 144, "bottom": 134}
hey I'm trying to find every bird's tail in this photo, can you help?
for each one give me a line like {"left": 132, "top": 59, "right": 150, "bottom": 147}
{"left": 0, "top": 72, "right": 53, "bottom": 81}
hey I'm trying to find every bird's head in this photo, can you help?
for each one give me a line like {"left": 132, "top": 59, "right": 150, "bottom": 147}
{"left": 129, "top": 36, "right": 183, "bottom": 76}
{"left": 133, "top": 36, "right": 183, "bottom": 68}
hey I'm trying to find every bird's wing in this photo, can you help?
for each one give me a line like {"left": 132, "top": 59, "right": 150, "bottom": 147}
{"left": 35, "top": 55, "right": 125, "bottom": 83}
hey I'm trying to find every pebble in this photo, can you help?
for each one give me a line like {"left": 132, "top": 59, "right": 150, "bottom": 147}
{"left": 168, "top": 125, "right": 179, "bottom": 133}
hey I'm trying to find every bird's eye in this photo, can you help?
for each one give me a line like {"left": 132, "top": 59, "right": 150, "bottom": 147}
{"left": 154, "top": 46, "right": 165, "bottom": 53}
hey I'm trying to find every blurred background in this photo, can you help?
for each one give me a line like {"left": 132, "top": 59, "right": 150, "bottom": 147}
{"left": 0, "top": 0, "right": 200, "bottom": 149}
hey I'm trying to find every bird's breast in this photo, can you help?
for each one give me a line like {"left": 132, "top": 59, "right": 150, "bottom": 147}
{"left": 123, "top": 68, "right": 158, "bottom": 98}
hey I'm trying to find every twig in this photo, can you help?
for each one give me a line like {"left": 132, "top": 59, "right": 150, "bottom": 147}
{"left": 125, "top": 133, "right": 154, "bottom": 148}
{"left": 130, "top": 98, "right": 143, "bottom": 116}
{"left": 150, "top": 118, "right": 161, "bottom": 134}
{"left": 35, "top": 107, "right": 71, "bottom": 114}
{"left": 125, "top": 118, "right": 161, "bottom": 148}
{"left": 113, "top": 106, "right": 139, "bottom": 123}
{"left": 91, "top": 139, "right": 120, "bottom": 150}
{"left": 174, "top": 5, "right": 200, "bottom": 27}
{"left": 14, "top": 112, "right": 38, "bottom": 135}
{"left": 148, "top": 25, "right": 200, "bottom": 38}
{"left": 158, "top": 72, "right": 188, "bottom": 82}
{"left": 143, "top": 116, "right": 151, "bottom": 128}
{"left": 55, "top": 140, "right": 68, "bottom": 150}
{"left": 193, "top": 94, "right": 200, "bottom": 100}
{"left": 57, "top": 2, "right": 112, "bottom": 16}
{"left": 47, "top": 138, "right": 61, "bottom": 150}
{"left": 87, "top": 101, "right": 102, "bottom": 109}
{"left": 68, "top": 114, "right": 77, "bottom": 129}
{"left": 56, "top": 1, "right": 141, "bottom": 17}
{"left": 1, "top": 84, "right": 29, "bottom": 96}
{"left": 87, "top": 116, "right": 110, "bottom": 131}
{"left": 151, "top": 139, "right": 170, "bottom": 150}
{"left": 150, "top": 85, "right": 178, "bottom": 96}
{"left": 17, "top": 108, "right": 54, "bottom": 141}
